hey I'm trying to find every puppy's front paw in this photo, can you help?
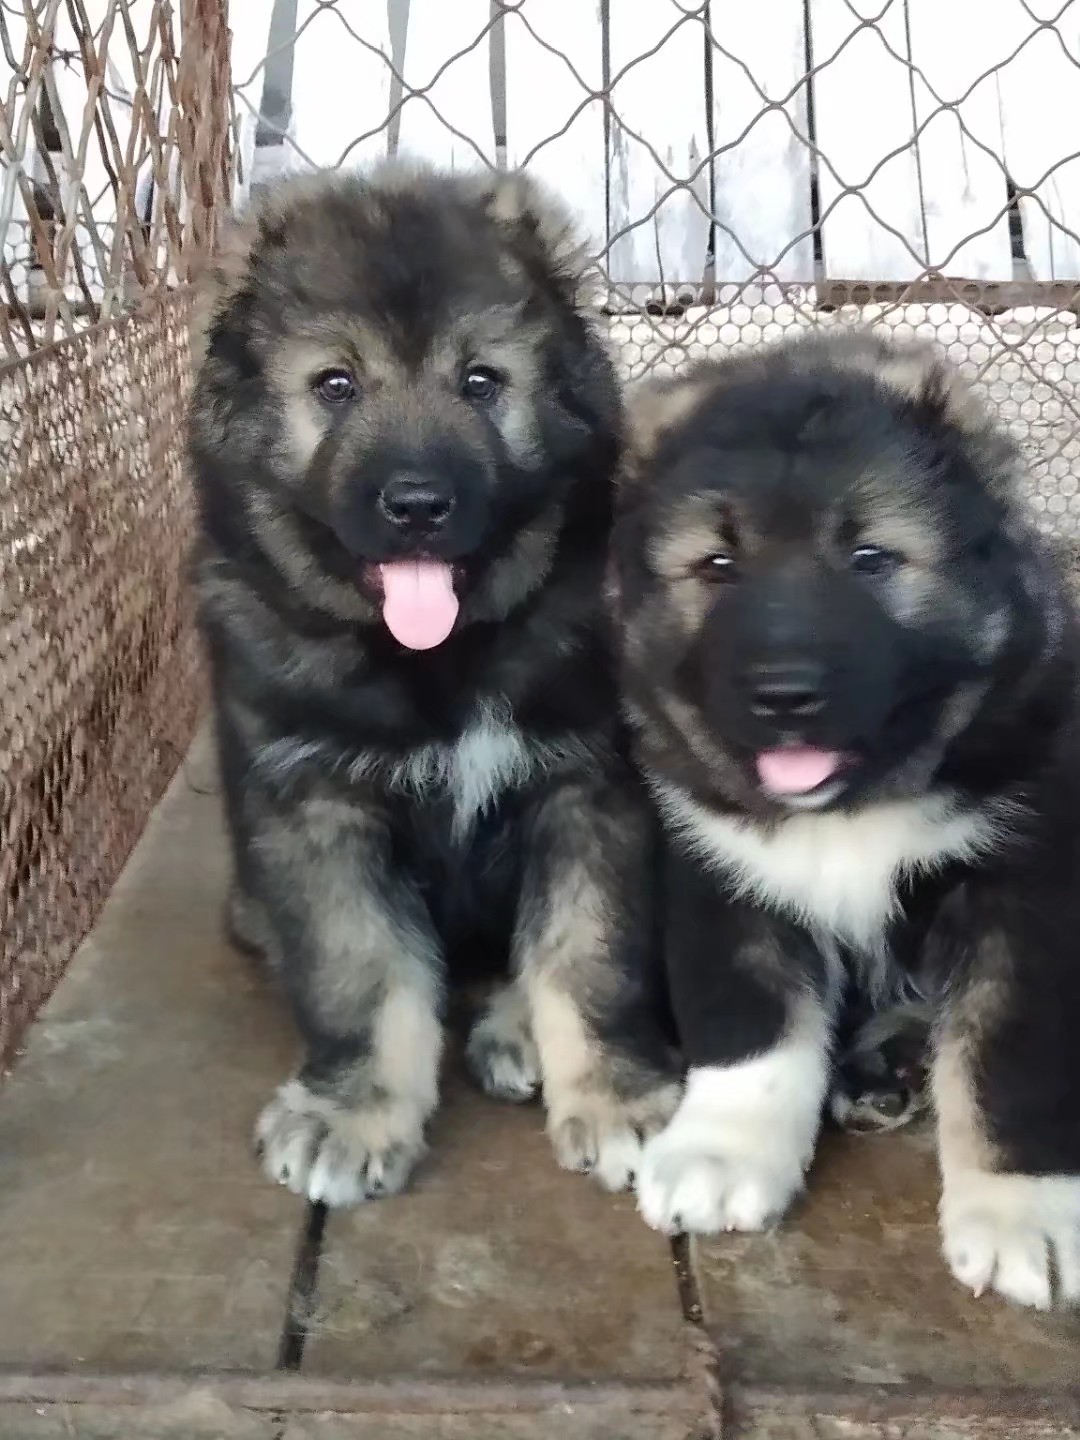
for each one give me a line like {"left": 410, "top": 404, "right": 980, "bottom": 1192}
{"left": 636, "top": 1122, "right": 806, "bottom": 1235}
{"left": 255, "top": 1079, "right": 427, "bottom": 1207}
{"left": 635, "top": 1052, "right": 825, "bottom": 1235}
{"left": 548, "top": 1082, "right": 681, "bottom": 1194}
{"left": 940, "top": 1170, "right": 1080, "bottom": 1309}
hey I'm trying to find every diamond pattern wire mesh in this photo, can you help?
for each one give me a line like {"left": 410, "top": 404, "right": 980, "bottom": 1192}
{"left": 3, "top": 0, "right": 1080, "bottom": 1059}
{"left": 1, "top": 0, "right": 229, "bottom": 351}
{"left": 0, "top": 0, "right": 230, "bottom": 1061}
{"left": 234, "top": 0, "right": 1080, "bottom": 540}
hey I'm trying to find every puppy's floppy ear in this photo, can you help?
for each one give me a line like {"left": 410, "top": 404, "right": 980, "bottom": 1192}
{"left": 189, "top": 173, "right": 317, "bottom": 370}
{"left": 624, "top": 368, "right": 715, "bottom": 469}
{"left": 798, "top": 329, "right": 1020, "bottom": 497}
{"left": 189, "top": 209, "right": 259, "bottom": 371}
{"left": 804, "top": 330, "right": 991, "bottom": 437}
{"left": 482, "top": 169, "right": 590, "bottom": 293}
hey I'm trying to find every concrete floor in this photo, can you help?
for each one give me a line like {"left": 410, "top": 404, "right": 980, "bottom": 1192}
{"left": 0, "top": 733, "right": 1077, "bottom": 1438}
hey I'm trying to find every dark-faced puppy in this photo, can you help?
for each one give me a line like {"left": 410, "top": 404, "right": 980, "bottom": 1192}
{"left": 189, "top": 162, "right": 678, "bottom": 1206}
{"left": 613, "top": 330, "right": 1080, "bottom": 1308}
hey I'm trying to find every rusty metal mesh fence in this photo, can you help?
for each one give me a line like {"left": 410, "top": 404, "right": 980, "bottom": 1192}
{"left": 3, "top": 0, "right": 1080, "bottom": 1059}
{"left": 1, "top": 0, "right": 229, "bottom": 350}
{"left": 235, "top": 0, "right": 1080, "bottom": 541}
{"left": 0, "top": 0, "right": 231, "bottom": 1061}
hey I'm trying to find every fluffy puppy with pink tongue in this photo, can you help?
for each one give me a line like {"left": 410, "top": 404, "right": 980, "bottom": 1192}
{"left": 190, "top": 161, "right": 679, "bottom": 1209}
{"left": 613, "top": 330, "right": 1080, "bottom": 1311}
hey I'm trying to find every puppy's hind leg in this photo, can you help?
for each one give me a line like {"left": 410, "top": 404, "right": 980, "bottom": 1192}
{"left": 226, "top": 884, "right": 278, "bottom": 962}
{"left": 466, "top": 980, "right": 541, "bottom": 1103}
{"left": 249, "top": 794, "right": 445, "bottom": 1207}
{"left": 829, "top": 999, "right": 932, "bottom": 1134}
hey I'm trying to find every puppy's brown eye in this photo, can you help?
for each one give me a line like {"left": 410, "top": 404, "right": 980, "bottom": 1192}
{"left": 851, "top": 544, "right": 902, "bottom": 577}
{"left": 462, "top": 366, "right": 503, "bottom": 403}
{"left": 313, "top": 369, "right": 357, "bottom": 404}
{"left": 697, "top": 553, "right": 735, "bottom": 582}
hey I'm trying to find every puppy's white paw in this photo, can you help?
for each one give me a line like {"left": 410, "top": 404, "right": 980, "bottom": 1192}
{"left": 466, "top": 996, "right": 540, "bottom": 1103}
{"left": 255, "top": 1079, "right": 427, "bottom": 1207}
{"left": 549, "top": 1083, "right": 681, "bottom": 1194}
{"left": 941, "top": 1170, "right": 1080, "bottom": 1310}
{"left": 636, "top": 1040, "right": 827, "bottom": 1235}
{"left": 637, "top": 1122, "right": 806, "bottom": 1235}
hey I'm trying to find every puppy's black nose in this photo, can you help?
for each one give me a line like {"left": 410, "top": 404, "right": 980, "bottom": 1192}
{"left": 749, "top": 661, "right": 827, "bottom": 720}
{"left": 378, "top": 474, "right": 455, "bottom": 531}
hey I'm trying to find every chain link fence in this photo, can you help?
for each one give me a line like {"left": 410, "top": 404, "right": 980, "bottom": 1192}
{"left": 233, "top": 0, "right": 1080, "bottom": 541}
{"left": 3, "top": 0, "right": 1080, "bottom": 1059}
{"left": 1, "top": 0, "right": 231, "bottom": 1061}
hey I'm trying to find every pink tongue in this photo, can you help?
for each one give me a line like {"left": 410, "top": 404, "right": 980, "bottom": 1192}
{"left": 378, "top": 560, "right": 459, "bottom": 650}
{"left": 756, "top": 747, "right": 842, "bottom": 796}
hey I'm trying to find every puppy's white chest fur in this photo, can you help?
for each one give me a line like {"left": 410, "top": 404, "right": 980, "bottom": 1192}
{"left": 656, "top": 782, "right": 999, "bottom": 954}
{"left": 400, "top": 714, "right": 537, "bottom": 837}
{"left": 362, "top": 701, "right": 586, "bottom": 838}
{"left": 257, "top": 702, "right": 576, "bottom": 839}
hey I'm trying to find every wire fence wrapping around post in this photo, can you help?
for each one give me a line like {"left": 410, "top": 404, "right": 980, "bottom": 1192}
{"left": 0, "top": 0, "right": 236, "bottom": 354}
